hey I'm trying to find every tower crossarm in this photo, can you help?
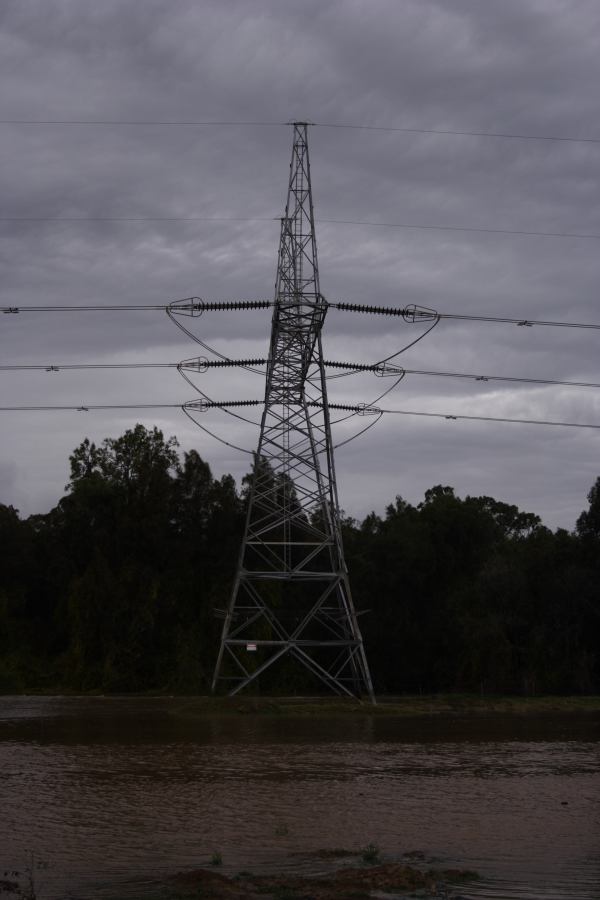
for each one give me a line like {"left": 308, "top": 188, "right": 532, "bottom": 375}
{"left": 184, "top": 399, "right": 381, "bottom": 415}
{"left": 180, "top": 357, "right": 403, "bottom": 376}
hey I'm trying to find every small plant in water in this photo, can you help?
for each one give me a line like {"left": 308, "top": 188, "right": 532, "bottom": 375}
{"left": 12, "top": 852, "right": 40, "bottom": 900}
{"left": 273, "top": 889, "right": 298, "bottom": 900}
{"left": 274, "top": 824, "right": 289, "bottom": 836}
{"left": 360, "top": 842, "right": 380, "bottom": 865}
{"left": 209, "top": 851, "right": 223, "bottom": 867}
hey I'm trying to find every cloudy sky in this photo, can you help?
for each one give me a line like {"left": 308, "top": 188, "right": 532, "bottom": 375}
{"left": 1, "top": 0, "right": 600, "bottom": 529}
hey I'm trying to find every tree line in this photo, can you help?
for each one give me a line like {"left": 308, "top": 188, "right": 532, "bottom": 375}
{"left": 1, "top": 424, "right": 598, "bottom": 695}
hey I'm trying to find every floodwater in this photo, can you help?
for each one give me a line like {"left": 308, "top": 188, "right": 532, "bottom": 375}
{"left": 0, "top": 698, "right": 599, "bottom": 899}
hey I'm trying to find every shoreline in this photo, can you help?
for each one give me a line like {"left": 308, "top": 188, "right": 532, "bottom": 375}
{"left": 3, "top": 692, "right": 600, "bottom": 716}
{"left": 168, "top": 693, "right": 600, "bottom": 716}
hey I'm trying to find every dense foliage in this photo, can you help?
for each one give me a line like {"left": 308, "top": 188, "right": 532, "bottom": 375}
{"left": 1, "top": 424, "right": 599, "bottom": 695}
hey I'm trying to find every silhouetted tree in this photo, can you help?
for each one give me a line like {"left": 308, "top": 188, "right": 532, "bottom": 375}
{"left": 0, "top": 433, "right": 598, "bottom": 695}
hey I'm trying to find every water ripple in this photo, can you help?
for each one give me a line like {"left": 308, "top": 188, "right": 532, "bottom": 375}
{"left": 0, "top": 698, "right": 598, "bottom": 900}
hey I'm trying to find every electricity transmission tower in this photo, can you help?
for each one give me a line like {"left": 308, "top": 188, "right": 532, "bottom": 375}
{"left": 211, "top": 123, "right": 375, "bottom": 701}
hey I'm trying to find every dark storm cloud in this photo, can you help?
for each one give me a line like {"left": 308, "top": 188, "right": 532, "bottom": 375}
{"left": 1, "top": 0, "right": 599, "bottom": 527}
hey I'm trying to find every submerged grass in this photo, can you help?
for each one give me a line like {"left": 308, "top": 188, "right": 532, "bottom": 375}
{"left": 168, "top": 859, "right": 478, "bottom": 899}
{"left": 168, "top": 693, "right": 600, "bottom": 718}
{"left": 359, "top": 843, "right": 381, "bottom": 865}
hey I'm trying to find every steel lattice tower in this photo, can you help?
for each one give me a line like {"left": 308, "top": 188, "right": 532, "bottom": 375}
{"left": 211, "top": 123, "right": 375, "bottom": 701}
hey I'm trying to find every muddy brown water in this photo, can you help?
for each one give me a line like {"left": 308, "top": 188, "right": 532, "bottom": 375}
{"left": 0, "top": 697, "right": 598, "bottom": 899}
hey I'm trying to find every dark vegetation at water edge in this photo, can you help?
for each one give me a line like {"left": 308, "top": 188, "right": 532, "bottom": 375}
{"left": 2, "top": 850, "right": 477, "bottom": 900}
{"left": 168, "top": 694, "right": 600, "bottom": 717}
{"left": 166, "top": 856, "right": 477, "bottom": 899}
{"left": 1, "top": 424, "right": 599, "bottom": 696}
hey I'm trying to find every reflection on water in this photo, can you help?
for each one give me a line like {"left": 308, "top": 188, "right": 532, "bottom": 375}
{"left": 0, "top": 697, "right": 599, "bottom": 899}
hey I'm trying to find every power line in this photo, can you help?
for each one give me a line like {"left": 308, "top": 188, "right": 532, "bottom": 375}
{"left": 332, "top": 301, "right": 600, "bottom": 331}
{"left": 0, "top": 403, "right": 181, "bottom": 410}
{"left": 0, "top": 401, "right": 598, "bottom": 431}
{"left": 379, "top": 408, "right": 600, "bottom": 430}
{"left": 2, "top": 214, "right": 600, "bottom": 240}
{"left": 2, "top": 304, "right": 170, "bottom": 312}
{"left": 3, "top": 299, "right": 600, "bottom": 331}
{"left": 1, "top": 118, "right": 599, "bottom": 146}
{"left": 320, "top": 219, "right": 600, "bottom": 241}
{"left": 0, "top": 216, "right": 275, "bottom": 223}
{"left": 0, "top": 363, "right": 178, "bottom": 370}
{"left": 3, "top": 360, "right": 600, "bottom": 391}
{"left": 401, "top": 368, "right": 600, "bottom": 390}
{"left": 313, "top": 121, "right": 600, "bottom": 146}
{"left": 1, "top": 299, "right": 271, "bottom": 313}
{"left": 0, "top": 119, "right": 284, "bottom": 128}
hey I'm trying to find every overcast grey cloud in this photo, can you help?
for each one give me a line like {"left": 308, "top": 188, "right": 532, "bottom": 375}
{"left": 1, "top": 0, "right": 600, "bottom": 528}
